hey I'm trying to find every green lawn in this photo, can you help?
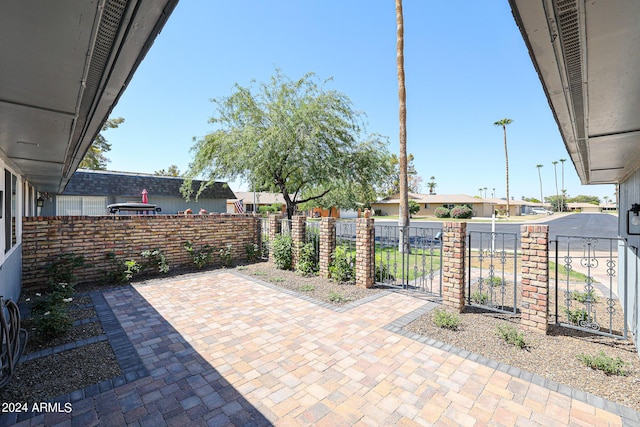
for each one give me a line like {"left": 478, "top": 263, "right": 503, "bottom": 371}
{"left": 549, "top": 260, "right": 591, "bottom": 282}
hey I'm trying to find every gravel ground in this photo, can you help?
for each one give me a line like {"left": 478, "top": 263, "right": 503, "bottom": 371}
{"left": 4, "top": 262, "right": 640, "bottom": 414}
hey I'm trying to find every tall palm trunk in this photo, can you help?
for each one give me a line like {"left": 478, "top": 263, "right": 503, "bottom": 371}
{"left": 396, "top": 0, "right": 409, "bottom": 253}
{"left": 494, "top": 118, "right": 513, "bottom": 217}
{"left": 560, "top": 158, "right": 566, "bottom": 212}
{"left": 536, "top": 164, "right": 544, "bottom": 204}
{"left": 552, "top": 161, "right": 559, "bottom": 210}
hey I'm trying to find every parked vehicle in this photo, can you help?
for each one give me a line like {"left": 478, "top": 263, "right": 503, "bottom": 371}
{"left": 531, "top": 207, "right": 553, "bottom": 215}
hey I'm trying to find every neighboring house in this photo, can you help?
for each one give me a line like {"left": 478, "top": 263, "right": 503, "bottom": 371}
{"left": 566, "top": 203, "right": 602, "bottom": 213}
{"left": 227, "top": 192, "right": 286, "bottom": 214}
{"left": 371, "top": 193, "right": 512, "bottom": 218}
{"left": 510, "top": 1, "right": 640, "bottom": 347}
{"left": 40, "top": 170, "right": 235, "bottom": 216}
{"left": 0, "top": 1, "right": 178, "bottom": 301}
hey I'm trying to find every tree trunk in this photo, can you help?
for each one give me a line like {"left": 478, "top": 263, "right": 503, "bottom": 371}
{"left": 396, "top": 0, "right": 409, "bottom": 254}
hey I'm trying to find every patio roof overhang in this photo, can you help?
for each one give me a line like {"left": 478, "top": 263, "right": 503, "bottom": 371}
{"left": 0, "top": 0, "right": 178, "bottom": 193}
{"left": 509, "top": 0, "right": 640, "bottom": 185}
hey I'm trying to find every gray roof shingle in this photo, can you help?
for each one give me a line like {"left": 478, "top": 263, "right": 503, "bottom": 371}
{"left": 63, "top": 170, "right": 235, "bottom": 200}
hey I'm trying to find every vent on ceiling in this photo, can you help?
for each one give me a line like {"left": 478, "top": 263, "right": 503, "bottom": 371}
{"left": 554, "top": 0, "right": 589, "bottom": 179}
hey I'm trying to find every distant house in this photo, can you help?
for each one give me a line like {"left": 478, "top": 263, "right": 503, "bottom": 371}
{"left": 227, "top": 191, "right": 286, "bottom": 214}
{"left": 41, "top": 170, "right": 235, "bottom": 215}
{"left": 566, "top": 202, "right": 602, "bottom": 213}
{"left": 371, "top": 193, "right": 515, "bottom": 217}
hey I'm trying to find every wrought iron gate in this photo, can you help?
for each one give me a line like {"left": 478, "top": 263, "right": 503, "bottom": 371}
{"left": 374, "top": 225, "right": 443, "bottom": 297}
{"left": 553, "top": 235, "right": 627, "bottom": 339}
{"left": 467, "top": 231, "right": 519, "bottom": 314}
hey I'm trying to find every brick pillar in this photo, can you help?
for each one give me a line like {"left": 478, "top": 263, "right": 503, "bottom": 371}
{"left": 520, "top": 225, "right": 549, "bottom": 333}
{"left": 253, "top": 214, "right": 262, "bottom": 261}
{"left": 442, "top": 221, "right": 467, "bottom": 312}
{"left": 356, "top": 218, "right": 375, "bottom": 288}
{"left": 268, "top": 213, "right": 282, "bottom": 264}
{"left": 319, "top": 217, "right": 336, "bottom": 279}
{"left": 291, "top": 215, "right": 306, "bottom": 270}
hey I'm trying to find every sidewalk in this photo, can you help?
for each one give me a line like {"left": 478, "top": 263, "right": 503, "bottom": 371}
{"left": 4, "top": 270, "right": 638, "bottom": 426}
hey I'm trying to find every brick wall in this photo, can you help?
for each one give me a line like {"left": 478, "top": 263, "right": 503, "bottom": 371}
{"left": 22, "top": 214, "right": 261, "bottom": 290}
{"left": 520, "top": 224, "right": 549, "bottom": 333}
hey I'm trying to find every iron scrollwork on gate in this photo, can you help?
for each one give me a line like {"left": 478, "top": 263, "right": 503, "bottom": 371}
{"left": 554, "top": 235, "right": 627, "bottom": 339}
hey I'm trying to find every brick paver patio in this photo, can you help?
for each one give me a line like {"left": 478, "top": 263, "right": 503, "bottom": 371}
{"left": 4, "top": 270, "right": 638, "bottom": 426}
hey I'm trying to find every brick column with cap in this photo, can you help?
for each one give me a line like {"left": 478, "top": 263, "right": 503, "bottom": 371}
{"left": 291, "top": 215, "right": 306, "bottom": 270}
{"left": 520, "top": 224, "right": 549, "bottom": 333}
{"left": 319, "top": 217, "right": 336, "bottom": 279}
{"left": 441, "top": 221, "right": 467, "bottom": 312}
{"left": 355, "top": 217, "right": 375, "bottom": 288}
{"left": 268, "top": 213, "right": 282, "bottom": 265}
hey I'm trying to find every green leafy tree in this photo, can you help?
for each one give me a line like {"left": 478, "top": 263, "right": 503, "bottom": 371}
{"left": 182, "top": 71, "right": 390, "bottom": 219}
{"left": 154, "top": 165, "right": 181, "bottom": 177}
{"left": 568, "top": 195, "right": 601, "bottom": 205}
{"left": 545, "top": 195, "right": 567, "bottom": 211}
{"left": 428, "top": 176, "right": 437, "bottom": 194}
{"left": 381, "top": 153, "right": 421, "bottom": 197}
{"left": 494, "top": 118, "right": 513, "bottom": 216}
{"left": 79, "top": 117, "right": 124, "bottom": 170}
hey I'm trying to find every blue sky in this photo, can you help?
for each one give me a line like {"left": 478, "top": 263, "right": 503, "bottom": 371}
{"left": 105, "top": 1, "right": 616, "bottom": 202}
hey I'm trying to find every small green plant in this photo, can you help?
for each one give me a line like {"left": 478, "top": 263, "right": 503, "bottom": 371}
{"left": 124, "top": 260, "right": 141, "bottom": 281}
{"left": 219, "top": 244, "right": 234, "bottom": 267}
{"left": 45, "top": 253, "right": 85, "bottom": 286}
{"left": 269, "top": 277, "right": 285, "bottom": 283}
{"left": 496, "top": 323, "right": 527, "bottom": 349}
{"left": 408, "top": 200, "right": 421, "bottom": 216}
{"left": 252, "top": 270, "right": 266, "bottom": 276}
{"left": 564, "top": 307, "right": 588, "bottom": 325}
{"left": 329, "top": 246, "right": 355, "bottom": 283}
{"left": 272, "top": 234, "right": 293, "bottom": 270}
{"left": 328, "top": 291, "right": 347, "bottom": 303}
{"left": 245, "top": 244, "right": 260, "bottom": 262}
{"left": 433, "top": 309, "right": 461, "bottom": 330}
{"left": 571, "top": 290, "right": 598, "bottom": 304}
{"left": 141, "top": 249, "right": 169, "bottom": 274}
{"left": 471, "top": 290, "right": 489, "bottom": 305}
{"left": 299, "top": 284, "right": 315, "bottom": 292}
{"left": 375, "top": 263, "right": 394, "bottom": 282}
{"left": 32, "top": 305, "right": 72, "bottom": 341}
{"left": 296, "top": 242, "right": 319, "bottom": 276}
{"left": 485, "top": 276, "right": 504, "bottom": 287}
{"left": 577, "top": 351, "right": 628, "bottom": 376}
{"left": 184, "top": 241, "right": 214, "bottom": 269}
{"left": 434, "top": 207, "right": 450, "bottom": 218}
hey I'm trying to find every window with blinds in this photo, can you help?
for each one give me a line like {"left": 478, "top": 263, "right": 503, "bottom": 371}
{"left": 57, "top": 196, "right": 108, "bottom": 216}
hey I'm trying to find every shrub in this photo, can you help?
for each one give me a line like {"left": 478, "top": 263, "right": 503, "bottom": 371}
{"left": 124, "top": 260, "right": 141, "bottom": 281}
{"left": 485, "top": 276, "right": 504, "bottom": 288}
{"left": 471, "top": 290, "right": 489, "bottom": 305}
{"left": 450, "top": 205, "right": 473, "bottom": 219}
{"left": 45, "top": 253, "right": 85, "bottom": 286}
{"left": 329, "top": 246, "right": 355, "bottom": 283}
{"left": 32, "top": 305, "right": 72, "bottom": 341}
{"left": 496, "top": 323, "right": 527, "bottom": 348}
{"left": 564, "top": 307, "right": 588, "bottom": 325}
{"left": 296, "top": 242, "right": 319, "bottom": 276}
{"left": 258, "top": 203, "right": 283, "bottom": 215}
{"left": 272, "top": 234, "right": 293, "bottom": 270}
{"left": 572, "top": 290, "right": 598, "bottom": 304}
{"left": 141, "top": 249, "right": 169, "bottom": 274}
{"left": 433, "top": 309, "right": 461, "bottom": 330}
{"left": 577, "top": 351, "right": 628, "bottom": 376}
{"left": 299, "top": 284, "right": 315, "bottom": 292}
{"left": 408, "top": 200, "right": 421, "bottom": 216}
{"left": 328, "top": 292, "right": 347, "bottom": 303}
{"left": 374, "top": 209, "right": 383, "bottom": 216}
{"left": 184, "top": 241, "right": 214, "bottom": 269}
{"left": 219, "top": 244, "right": 234, "bottom": 267}
{"left": 375, "top": 263, "right": 394, "bottom": 282}
{"left": 245, "top": 244, "right": 260, "bottom": 262}
{"left": 434, "top": 207, "right": 450, "bottom": 218}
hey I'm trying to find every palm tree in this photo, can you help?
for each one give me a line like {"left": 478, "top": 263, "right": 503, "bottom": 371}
{"left": 603, "top": 196, "right": 610, "bottom": 205}
{"left": 552, "top": 160, "right": 559, "bottom": 211}
{"left": 428, "top": 176, "right": 437, "bottom": 194}
{"left": 483, "top": 187, "right": 488, "bottom": 198}
{"left": 492, "top": 187, "right": 495, "bottom": 198}
{"left": 536, "top": 164, "right": 544, "bottom": 203}
{"left": 494, "top": 118, "right": 513, "bottom": 216}
{"left": 396, "top": 0, "right": 409, "bottom": 253}
{"left": 559, "top": 158, "right": 567, "bottom": 212}
{"left": 478, "top": 188, "right": 483, "bottom": 197}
